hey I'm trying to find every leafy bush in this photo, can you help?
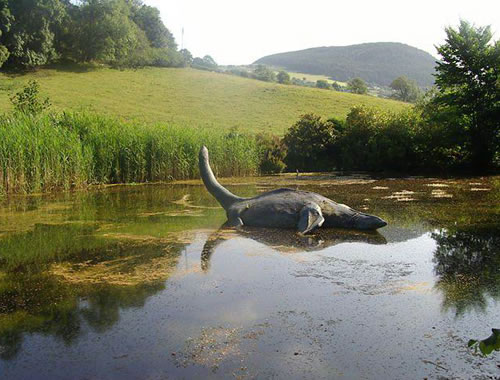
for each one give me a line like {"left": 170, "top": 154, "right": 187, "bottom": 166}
{"left": 347, "top": 77, "right": 368, "bottom": 94}
{"left": 10, "top": 80, "right": 51, "bottom": 115}
{"left": 252, "top": 65, "right": 276, "bottom": 82}
{"left": 283, "top": 114, "right": 344, "bottom": 171}
{"left": 276, "top": 70, "right": 290, "bottom": 84}
{"left": 316, "top": 80, "right": 330, "bottom": 89}
{"left": 256, "top": 133, "right": 287, "bottom": 173}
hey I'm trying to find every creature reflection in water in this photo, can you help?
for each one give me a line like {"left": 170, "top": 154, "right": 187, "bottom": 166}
{"left": 433, "top": 227, "right": 500, "bottom": 315}
{"left": 201, "top": 224, "right": 387, "bottom": 271}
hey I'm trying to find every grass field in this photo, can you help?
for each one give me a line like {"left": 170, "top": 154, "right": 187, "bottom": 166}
{"left": 286, "top": 71, "right": 348, "bottom": 86}
{"left": 0, "top": 66, "right": 406, "bottom": 134}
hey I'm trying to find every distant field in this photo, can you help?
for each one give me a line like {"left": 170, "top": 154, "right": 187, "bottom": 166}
{"left": 0, "top": 66, "right": 406, "bottom": 134}
{"left": 286, "top": 71, "right": 347, "bottom": 86}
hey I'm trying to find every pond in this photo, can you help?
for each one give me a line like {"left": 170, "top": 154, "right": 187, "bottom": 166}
{"left": 0, "top": 174, "right": 499, "bottom": 379}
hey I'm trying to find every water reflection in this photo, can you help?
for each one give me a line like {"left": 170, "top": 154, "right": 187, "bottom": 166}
{"left": 201, "top": 224, "right": 387, "bottom": 271}
{"left": 433, "top": 227, "right": 500, "bottom": 315}
{"left": 0, "top": 177, "right": 499, "bottom": 377}
{"left": 0, "top": 239, "right": 184, "bottom": 360}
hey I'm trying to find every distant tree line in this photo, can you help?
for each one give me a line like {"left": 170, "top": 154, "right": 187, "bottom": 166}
{"left": 0, "top": 0, "right": 191, "bottom": 70}
{"left": 259, "top": 21, "right": 499, "bottom": 173}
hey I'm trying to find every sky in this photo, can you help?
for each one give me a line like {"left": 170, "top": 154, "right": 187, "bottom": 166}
{"left": 144, "top": 0, "right": 500, "bottom": 65}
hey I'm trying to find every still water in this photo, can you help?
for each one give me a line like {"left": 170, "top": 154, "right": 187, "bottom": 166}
{"left": 0, "top": 174, "right": 499, "bottom": 379}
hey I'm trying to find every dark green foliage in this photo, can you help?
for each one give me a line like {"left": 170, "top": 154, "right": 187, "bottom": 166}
{"left": 10, "top": 80, "right": 51, "bottom": 115}
{"left": 434, "top": 20, "right": 500, "bottom": 169}
{"left": 468, "top": 329, "right": 500, "bottom": 357}
{"left": 347, "top": 77, "right": 368, "bottom": 94}
{"left": 281, "top": 103, "right": 484, "bottom": 173}
{"left": 390, "top": 76, "right": 421, "bottom": 103}
{"left": 283, "top": 114, "right": 343, "bottom": 171}
{"left": 276, "top": 70, "right": 290, "bottom": 84}
{"left": 254, "top": 42, "right": 437, "bottom": 87}
{"left": 252, "top": 65, "right": 276, "bottom": 82}
{"left": 68, "top": 0, "right": 148, "bottom": 66}
{"left": 130, "top": 2, "right": 176, "bottom": 50}
{"left": 0, "top": 0, "right": 12, "bottom": 67}
{"left": 256, "top": 133, "right": 287, "bottom": 173}
{"left": 316, "top": 79, "right": 330, "bottom": 89}
{"left": 192, "top": 55, "right": 218, "bottom": 71}
{"left": 2, "top": 0, "right": 66, "bottom": 68}
{"left": 0, "top": 0, "right": 182, "bottom": 70}
{"left": 331, "top": 82, "right": 343, "bottom": 91}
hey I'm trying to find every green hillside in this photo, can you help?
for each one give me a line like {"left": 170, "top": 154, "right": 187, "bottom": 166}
{"left": 255, "top": 42, "right": 437, "bottom": 87}
{"left": 0, "top": 66, "right": 407, "bottom": 134}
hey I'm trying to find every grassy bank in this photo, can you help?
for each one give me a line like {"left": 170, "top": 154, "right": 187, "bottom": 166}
{"left": 0, "top": 66, "right": 407, "bottom": 134}
{"left": 0, "top": 112, "right": 259, "bottom": 194}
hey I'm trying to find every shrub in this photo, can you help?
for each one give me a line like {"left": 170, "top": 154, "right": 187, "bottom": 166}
{"left": 256, "top": 133, "right": 287, "bottom": 173}
{"left": 10, "top": 80, "right": 51, "bottom": 115}
{"left": 316, "top": 80, "right": 330, "bottom": 89}
{"left": 283, "top": 114, "right": 344, "bottom": 171}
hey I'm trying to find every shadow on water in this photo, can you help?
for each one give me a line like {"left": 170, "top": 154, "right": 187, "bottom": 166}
{"left": 201, "top": 224, "right": 387, "bottom": 271}
{"left": 432, "top": 226, "right": 500, "bottom": 316}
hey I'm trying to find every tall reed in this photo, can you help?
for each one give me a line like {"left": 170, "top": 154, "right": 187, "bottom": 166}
{"left": 0, "top": 112, "right": 260, "bottom": 194}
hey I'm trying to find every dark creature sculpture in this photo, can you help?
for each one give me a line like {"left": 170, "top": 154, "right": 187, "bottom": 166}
{"left": 199, "top": 146, "right": 387, "bottom": 234}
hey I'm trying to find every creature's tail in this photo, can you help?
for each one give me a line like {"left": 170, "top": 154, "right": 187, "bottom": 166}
{"left": 198, "top": 146, "right": 244, "bottom": 209}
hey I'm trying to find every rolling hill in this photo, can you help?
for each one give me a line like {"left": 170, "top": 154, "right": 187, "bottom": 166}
{"left": 0, "top": 66, "right": 407, "bottom": 134}
{"left": 254, "top": 42, "right": 437, "bottom": 87}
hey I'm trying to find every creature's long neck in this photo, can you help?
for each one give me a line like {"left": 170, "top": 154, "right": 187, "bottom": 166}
{"left": 199, "top": 146, "right": 244, "bottom": 209}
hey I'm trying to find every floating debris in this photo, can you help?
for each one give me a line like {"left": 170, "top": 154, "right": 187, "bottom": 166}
{"left": 470, "top": 188, "right": 491, "bottom": 192}
{"left": 426, "top": 183, "right": 450, "bottom": 188}
{"left": 432, "top": 190, "right": 453, "bottom": 198}
{"left": 383, "top": 190, "right": 416, "bottom": 202}
{"left": 372, "top": 186, "right": 389, "bottom": 190}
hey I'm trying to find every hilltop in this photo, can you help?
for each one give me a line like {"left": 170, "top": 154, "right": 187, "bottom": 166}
{"left": 0, "top": 66, "right": 407, "bottom": 134}
{"left": 254, "top": 42, "right": 437, "bottom": 87}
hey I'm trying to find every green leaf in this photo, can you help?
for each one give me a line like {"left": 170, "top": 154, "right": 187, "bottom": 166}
{"left": 468, "top": 339, "right": 477, "bottom": 347}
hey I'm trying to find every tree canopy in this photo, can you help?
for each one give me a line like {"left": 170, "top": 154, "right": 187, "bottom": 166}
{"left": 433, "top": 20, "right": 500, "bottom": 169}
{"left": 390, "top": 76, "right": 421, "bottom": 103}
{"left": 0, "top": 0, "right": 186, "bottom": 69}
{"left": 347, "top": 77, "right": 368, "bottom": 94}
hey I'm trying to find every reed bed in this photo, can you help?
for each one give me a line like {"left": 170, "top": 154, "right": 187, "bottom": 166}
{"left": 0, "top": 112, "right": 260, "bottom": 194}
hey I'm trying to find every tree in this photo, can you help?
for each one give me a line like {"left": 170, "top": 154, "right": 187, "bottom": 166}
{"left": 347, "top": 77, "right": 368, "bottom": 94}
{"left": 2, "top": 0, "right": 67, "bottom": 68}
{"left": 331, "top": 81, "right": 343, "bottom": 91}
{"left": 316, "top": 79, "right": 330, "bottom": 89}
{"left": 179, "top": 48, "right": 192, "bottom": 66}
{"left": 434, "top": 20, "right": 500, "bottom": 169}
{"left": 70, "top": 0, "right": 151, "bottom": 66}
{"left": 253, "top": 64, "right": 276, "bottom": 82}
{"left": 283, "top": 114, "right": 344, "bottom": 171}
{"left": 192, "top": 55, "right": 217, "bottom": 70}
{"left": 390, "top": 76, "right": 421, "bottom": 103}
{"left": 0, "top": 0, "right": 12, "bottom": 67}
{"left": 276, "top": 70, "right": 290, "bottom": 84}
{"left": 130, "top": 2, "right": 176, "bottom": 50}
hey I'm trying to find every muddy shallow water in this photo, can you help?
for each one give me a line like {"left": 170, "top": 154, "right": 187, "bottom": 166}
{"left": 0, "top": 174, "right": 499, "bottom": 379}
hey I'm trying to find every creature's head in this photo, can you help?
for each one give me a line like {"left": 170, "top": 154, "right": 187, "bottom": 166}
{"left": 323, "top": 203, "right": 387, "bottom": 230}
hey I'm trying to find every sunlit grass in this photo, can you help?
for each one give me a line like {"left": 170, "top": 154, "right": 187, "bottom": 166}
{"left": 286, "top": 71, "right": 348, "bottom": 86}
{"left": 0, "top": 112, "right": 260, "bottom": 194}
{"left": 0, "top": 66, "right": 406, "bottom": 134}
